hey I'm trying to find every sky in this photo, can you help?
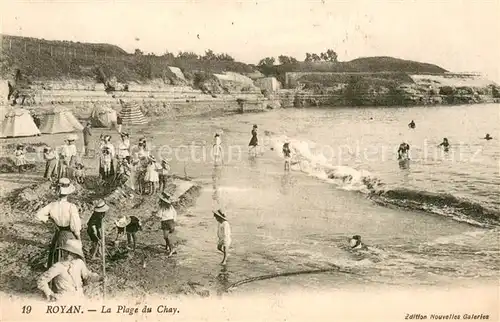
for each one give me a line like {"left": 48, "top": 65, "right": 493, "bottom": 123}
{"left": 1, "top": 0, "right": 499, "bottom": 82}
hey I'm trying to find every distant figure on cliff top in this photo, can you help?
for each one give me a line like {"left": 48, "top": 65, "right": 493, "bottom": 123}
{"left": 408, "top": 120, "right": 416, "bottom": 129}
{"left": 483, "top": 133, "right": 493, "bottom": 140}
{"left": 438, "top": 138, "right": 450, "bottom": 152}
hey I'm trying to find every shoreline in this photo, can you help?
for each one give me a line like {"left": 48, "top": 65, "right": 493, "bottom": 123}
{"left": 0, "top": 108, "right": 499, "bottom": 304}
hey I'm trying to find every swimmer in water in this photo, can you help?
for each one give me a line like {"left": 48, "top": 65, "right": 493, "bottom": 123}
{"left": 408, "top": 120, "right": 416, "bottom": 129}
{"left": 349, "top": 235, "right": 367, "bottom": 250}
{"left": 438, "top": 138, "right": 450, "bottom": 151}
{"left": 483, "top": 133, "right": 493, "bottom": 140}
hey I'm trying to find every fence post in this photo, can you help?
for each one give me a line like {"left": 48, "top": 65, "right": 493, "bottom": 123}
{"left": 24, "top": 42, "right": 27, "bottom": 52}
{"left": 64, "top": 47, "right": 66, "bottom": 56}
{"left": 9, "top": 39, "right": 12, "bottom": 50}
{"left": 50, "top": 46, "right": 53, "bottom": 56}
{"left": 38, "top": 43, "right": 41, "bottom": 54}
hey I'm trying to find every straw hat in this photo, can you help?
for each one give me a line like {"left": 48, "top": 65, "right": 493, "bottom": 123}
{"left": 66, "top": 134, "right": 78, "bottom": 142}
{"left": 58, "top": 178, "right": 75, "bottom": 195}
{"left": 159, "top": 191, "right": 173, "bottom": 203}
{"left": 115, "top": 216, "right": 131, "bottom": 228}
{"left": 213, "top": 209, "right": 227, "bottom": 221}
{"left": 57, "top": 239, "right": 84, "bottom": 259}
{"left": 94, "top": 199, "right": 109, "bottom": 213}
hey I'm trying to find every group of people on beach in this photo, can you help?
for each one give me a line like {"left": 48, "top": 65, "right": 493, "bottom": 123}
{"left": 28, "top": 118, "right": 236, "bottom": 301}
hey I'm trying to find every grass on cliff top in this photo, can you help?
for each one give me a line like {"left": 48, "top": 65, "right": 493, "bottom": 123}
{"left": 1, "top": 34, "right": 447, "bottom": 86}
{"left": 0, "top": 34, "right": 254, "bottom": 83}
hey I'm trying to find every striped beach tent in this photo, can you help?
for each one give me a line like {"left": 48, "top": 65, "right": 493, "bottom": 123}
{"left": 119, "top": 101, "right": 147, "bottom": 125}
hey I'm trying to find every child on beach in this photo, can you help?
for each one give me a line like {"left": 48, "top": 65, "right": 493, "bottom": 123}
{"left": 86, "top": 200, "right": 109, "bottom": 259}
{"left": 14, "top": 144, "right": 27, "bottom": 173}
{"left": 144, "top": 155, "right": 160, "bottom": 195}
{"left": 74, "top": 163, "right": 85, "bottom": 184}
{"left": 114, "top": 215, "right": 142, "bottom": 251}
{"left": 214, "top": 209, "right": 231, "bottom": 265}
{"left": 158, "top": 159, "right": 171, "bottom": 192}
{"left": 147, "top": 192, "right": 177, "bottom": 256}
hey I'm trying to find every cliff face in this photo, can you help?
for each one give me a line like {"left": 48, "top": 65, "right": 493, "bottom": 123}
{"left": 278, "top": 73, "right": 499, "bottom": 108}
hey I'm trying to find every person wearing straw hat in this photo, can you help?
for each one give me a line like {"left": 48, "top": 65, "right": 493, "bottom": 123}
{"left": 148, "top": 191, "right": 178, "bottom": 256}
{"left": 36, "top": 178, "right": 81, "bottom": 268}
{"left": 60, "top": 134, "right": 78, "bottom": 178}
{"left": 37, "top": 239, "right": 102, "bottom": 301}
{"left": 86, "top": 200, "right": 109, "bottom": 259}
{"left": 117, "top": 132, "right": 131, "bottom": 160}
{"left": 158, "top": 158, "right": 171, "bottom": 192}
{"left": 114, "top": 215, "right": 142, "bottom": 251}
{"left": 43, "top": 146, "right": 59, "bottom": 181}
{"left": 144, "top": 155, "right": 160, "bottom": 195}
{"left": 213, "top": 210, "right": 231, "bottom": 265}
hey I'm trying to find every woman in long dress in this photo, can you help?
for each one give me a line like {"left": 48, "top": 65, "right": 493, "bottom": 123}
{"left": 36, "top": 178, "right": 81, "bottom": 268}
{"left": 248, "top": 125, "right": 259, "bottom": 156}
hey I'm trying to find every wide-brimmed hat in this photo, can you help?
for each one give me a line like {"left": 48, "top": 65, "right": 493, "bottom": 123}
{"left": 149, "top": 155, "right": 156, "bottom": 162}
{"left": 120, "top": 132, "right": 129, "bottom": 138}
{"left": 58, "top": 239, "right": 84, "bottom": 259}
{"left": 43, "top": 146, "right": 52, "bottom": 152}
{"left": 58, "top": 177, "right": 75, "bottom": 195}
{"left": 104, "top": 135, "right": 112, "bottom": 142}
{"left": 159, "top": 191, "right": 173, "bottom": 203}
{"left": 139, "top": 137, "right": 146, "bottom": 143}
{"left": 115, "top": 216, "right": 131, "bottom": 228}
{"left": 253, "top": 124, "right": 258, "bottom": 128}
{"left": 94, "top": 199, "right": 109, "bottom": 213}
{"left": 66, "top": 134, "right": 78, "bottom": 142}
{"left": 213, "top": 209, "right": 227, "bottom": 221}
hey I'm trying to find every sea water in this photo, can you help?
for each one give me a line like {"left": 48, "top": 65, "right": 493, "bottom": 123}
{"left": 137, "top": 103, "right": 499, "bottom": 293}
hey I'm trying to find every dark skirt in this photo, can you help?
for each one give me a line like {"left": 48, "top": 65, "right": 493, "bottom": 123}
{"left": 249, "top": 136, "right": 258, "bottom": 147}
{"left": 161, "top": 219, "right": 175, "bottom": 233}
{"left": 48, "top": 226, "right": 77, "bottom": 268}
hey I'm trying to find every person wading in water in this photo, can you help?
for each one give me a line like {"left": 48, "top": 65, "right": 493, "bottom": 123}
{"left": 248, "top": 124, "right": 259, "bottom": 157}
{"left": 36, "top": 178, "right": 81, "bottom": 269}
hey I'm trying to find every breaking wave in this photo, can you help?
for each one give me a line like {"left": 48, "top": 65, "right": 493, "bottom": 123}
{"left": 266, "top": 133, "right": 500, "bottom": 228}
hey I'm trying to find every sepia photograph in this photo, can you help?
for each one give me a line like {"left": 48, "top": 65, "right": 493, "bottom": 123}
{"left": 0, "top": 1, "right": 498, "bottom": 321}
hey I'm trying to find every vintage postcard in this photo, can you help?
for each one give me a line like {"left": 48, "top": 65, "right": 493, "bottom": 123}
{"left": 0, "top": 0, "right": 498, "bottom": 321}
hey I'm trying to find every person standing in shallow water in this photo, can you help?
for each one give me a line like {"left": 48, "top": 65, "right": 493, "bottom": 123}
{"left": 282, "top": 141, "right": 292, "bottom": 171}
{"left": 248, "top": 125, "right": 259, "bottom": 156}
{"left": 438, "top": 138, "right": 450, "bottom": 152}
{"left": 36, "top": 178, "right": 81, "bottom": 268}
{"left": 214, "top": 210, "right": 231, "bottom": 265}
{"left": 146, "top": 192, "right": 178, "bottom": 256}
